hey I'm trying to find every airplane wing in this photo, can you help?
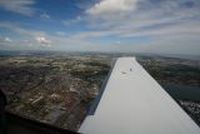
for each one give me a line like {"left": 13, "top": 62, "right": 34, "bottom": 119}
{"left": 79, "top": 57, "right": 200, "bottom": 134}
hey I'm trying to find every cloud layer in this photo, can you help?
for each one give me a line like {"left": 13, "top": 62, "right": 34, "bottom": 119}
{"left": 0, "top": 0, "right": 35, "bottom": 16}
{"left": 0, "top": 0, "right": 200, "bottom": 55}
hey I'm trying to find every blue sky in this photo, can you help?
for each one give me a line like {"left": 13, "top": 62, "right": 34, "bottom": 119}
{"left": 0, "top": 0, "right": 200, "bottom": 55}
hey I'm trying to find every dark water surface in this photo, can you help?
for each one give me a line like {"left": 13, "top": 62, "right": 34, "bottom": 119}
{"left": 162, "top": 83, "right": 200, "bottom": 101}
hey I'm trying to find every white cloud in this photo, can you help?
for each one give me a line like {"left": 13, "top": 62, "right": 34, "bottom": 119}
{"left": 86, "top": 0, "right": 138, "bottom": 15}
{"left": 36, "top": 36, "right": 51, "bottom": 47}
{"left": 0, "top": 22, "right": 46, "bottom": 37}
{"left": 0, "top": 0, "right": 36, "bottom": 16}
{"left": 116, "top": 41, "right": 121, "bottom": 44}
{"left": 4, "top": 37, "right": 12, "bottom": 42}
{"left": 40, "top": 13, "right": 50, "bottom": 19}
{"left": 0, "top": 36, "right": 12, "bottom": 43}
{"left": 56, "top": 31, "right": 66, "bottom": 36}
{"left": 0, "top": 36, "right": 14, "bottom": 49}
{"left": 63, "top": 16, "right": 82, "bottom": 25}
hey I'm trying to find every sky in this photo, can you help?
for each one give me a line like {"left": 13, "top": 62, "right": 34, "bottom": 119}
{"left": 0, "top": 0, "right": 200, "bottom": 55}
